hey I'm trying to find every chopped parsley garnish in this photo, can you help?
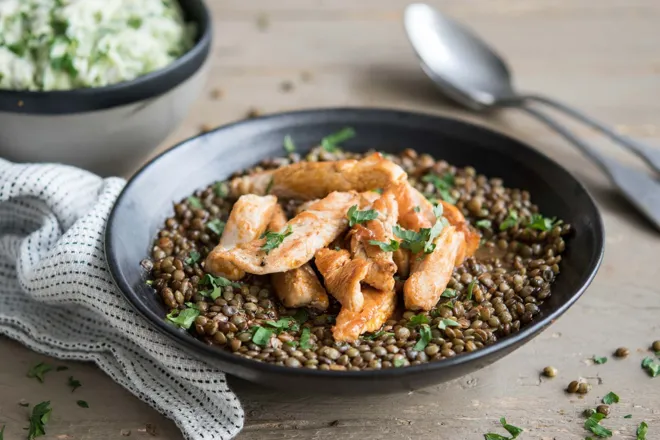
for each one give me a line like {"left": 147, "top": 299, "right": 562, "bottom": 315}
{"left": 299, "top": 327, "right": 312, "bottom": 349}
{"left": 407, "top": 314, "right": 430, "bottom": 327}
{"left": 251, "top": 327, "right": 273, "bottom": 346}
{"left": 127, "top": 16, "right": 143, "bottom": 29}
{"left": 393, "top": 220, "right": 447, "bottom": 255}
{"left": 584, "top": 413, "right": 612, "bottom": 438}
{"left": 413, "top": 206, "right": 421, "bottom": 213}
{"left": 372, "top": 188, "right": 383, "bottom": 194}
{"left": 261, "top": 225, "right": 293, "bottom": 254}
{"left": 438, "top": 318, "right": 460, "bottom": 330}
{"left": 27, "top": 363, "right": 53, "bottom": 383}
{"left": 285, "top": 340, "right": 299, "bottom": 348}
{"left": 393, "top": 358, "right": 406, "bottom": 367}
{"left": 637, "top": 421, "right": 648, "bottom": 440}
{"left": 593, "top": 355, "right": 608, "bottom": 365}
{"left": 602, "top": 392, "right": 619, "bottom": 404}
{"left": 76, "top": 400, "right": 89, "bottom": 408}
{"left": 187, "top": 196, "right": 203, "bottom": 209}
{"left": 484, "top": 417, "right": 523, "bottom": 440}
{"left": 362, "top": 330, "right": 395, "bottom": 340}
{"left": 321, "top": 127, "right": 356, "bottom": 152}
{"left": 422, "top": 172, "right": 456, "bottom": 204}
{"left": 641, "top": 357, "right": 660, "bottom": 377}
{"left": 413, "top": 324, "right": 431, "bottom": 351}
{"left": 527, "top": 214, "right": 561, "bottom": 231}
{"left": 441, "top": 300, "right": 455, "bottom": 309}
{"left": 466, "top": 280, "right": 476, "bottom": 300}
{"left": 475, "top": 219, "right": 492, "bottom": 229}
{"left": 28, "top": 401, "right": 52, "bottom": 440}
{"left": 265, "top": 178, "right": 274, "bottom": 195}
{"left": 499, "top": 210, "right": 519, "bottom": 231}
{"left": 199, "top": 274, "right": 241, "bottom": 299}
{"left": 347, "top": 205, "right": 379, "bottom": 227}
{"left": 214, "top": 182, "right": 229, "bottom": 198}
{"left": 624, "top": 414, "right": 633, "bottom": 419}
{"left": 184, "top": 251, "right": 200, "bottom": 265}
{"left": 264, "top": 317, "right": 301, "bottom": 333}
{"left": 441, "top": 289, "right": 456, "bottom": 298}
{"left": 283, "top": 135, "right": 296, "bottom": 153}
{"left": 166, "top": 307, "right": 200, "bottom": 330}
{"left": 207, "top": 219, "right": 226, "bottom": 235}
{"left": 55, "top": 366, "right": 68, "bottom": 372}
{"left": 368, "top": 239, "right": 400, "bottom": 252}
{"left": 68, "top": 376, "right": 81, "bottom": 392}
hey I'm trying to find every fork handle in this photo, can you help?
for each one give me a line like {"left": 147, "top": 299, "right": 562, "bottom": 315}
{"left": 519, "top": 94, "right": 660, "bottom": 174}
{"left": 519, "top": 105, "right": 660, "bottom": 231}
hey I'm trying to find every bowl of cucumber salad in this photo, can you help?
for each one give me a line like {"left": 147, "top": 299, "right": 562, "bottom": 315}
{"left": 0, "top": 0, "right": 211, "bottom": 176}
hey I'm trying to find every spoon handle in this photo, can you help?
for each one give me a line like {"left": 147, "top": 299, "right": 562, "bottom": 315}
{"left": 520, "top": 94, "right": 660, "bottom": 174}
{"left": 519, "top": 105, "right": 660, "bottom": 231}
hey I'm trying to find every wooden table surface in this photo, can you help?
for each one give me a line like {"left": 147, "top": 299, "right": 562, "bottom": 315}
{"left": 1, "top": 1, "right": 659, "bottom": 438}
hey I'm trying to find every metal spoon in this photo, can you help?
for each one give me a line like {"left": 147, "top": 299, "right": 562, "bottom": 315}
{"left": 404, "top": 2, "right": 660, "bottom": 230}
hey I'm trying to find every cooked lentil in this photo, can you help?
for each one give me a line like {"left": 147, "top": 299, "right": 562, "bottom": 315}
{"left": 567, "top": 380, "right": 580, "bottom": 394}
{"left": 596, "top": 404, "right": 610, "bottom": 416}
{"left": 652, "top": 340, "right": 660, "bottom": 352}
{"left": 614, "top": 347, "right": 630, "bottom": 358}
{"left": 146, "top": 147, "right": 571, "bottom": 370}
{"left": 542, "top": 366, "right": 558, "bottom": 378}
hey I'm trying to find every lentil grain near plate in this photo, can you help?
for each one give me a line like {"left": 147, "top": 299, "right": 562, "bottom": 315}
{"left": 145, "top": 145, "right": 571, "bottom": 370}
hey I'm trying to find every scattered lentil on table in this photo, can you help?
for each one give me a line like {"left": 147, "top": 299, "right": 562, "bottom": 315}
{"left": 145, "top": 147, "right": 572, "bottom": 370}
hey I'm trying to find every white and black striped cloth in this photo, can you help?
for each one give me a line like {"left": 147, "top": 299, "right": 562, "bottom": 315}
{"left": 0, "top": 159, "right": 243, "bottom": 440}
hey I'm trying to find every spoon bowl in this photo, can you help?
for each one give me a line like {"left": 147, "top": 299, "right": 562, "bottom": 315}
{"left": 404, "top": 3, "right": 515, "bottom": 110}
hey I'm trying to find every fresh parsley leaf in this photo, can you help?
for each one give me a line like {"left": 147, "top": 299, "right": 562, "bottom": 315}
{"left": 207, "top": 219, "right": 226, "bottom": 235}
{"left": 347, "top": 205, "right": 378, "bottom": 227}
{"left": 500, "top": 418, "right": 523, "bottom": 438}
{"left": 214, "top": 182, "right": 228, "bottom": 198}
{"left": 127, "top": 16, "right": 142, "bottom": 29}
{"left": 187, "top": 196, "right": 203, "bottom": 209}
{"left": 252, "top": 326, "right": 273, "bottom": 346}
{"left": 624, "top": 414, "right": 632, "bottom": 419}
{"left": 166, "top": 308, "right": 200, "bottom": 329}
{"left": 27, "top": 363, "right": 53, "bottom": 383}
{"left": 299, "top": 327, "right": 312, "bottom": 349}
{"left": 441, "top": 300, "right": 455, "bottom": 309}
{"left": 584, "top": 413, "right": 612, "bottom": 438}
{"left": 499, "top": 210, "right": 519, "bottom": 231}
{"left": 199, "top": 274, "right": 241, "bottom": 299}
{"left": 393, "top": 220, "right": 447, "bottom": 255}
{"left": 261, "top": 225, "right": 293, "bottom": 254}
{"left": 68, "top": 376, "right": 81, "bottom": 392}
{"left": 527, "top": 213, "right": 560, "bottom": 231}
{"left": 28, "top": 401, "right": 52, "bottom": 440}
{"left": 484, "top": 434, "right": 509, "bottom": 440}
{"left": 413, "top": 206, "right": 421, "bottom": 213}
{"left": 264, "top": 317, "right": 300, "bottom": 333}
{"left": 283, "top": 135, "right": 296, "bottom": 153}
{"left": 55, "top": 366, "right": 68, "bottom": 372}
{"left": 413, "top": 324, "right": 431, "bottom": 351}
{"left": 285, "top": 340, "right": 299, "bottom": 348}
{"left": 641, "top": 357, "right": 660, "bottom": 377}
{"left": 466, "top": 279, "right": 476, "bottom": 301}
{"left": 368, "top": 239, "right": 400, "bottom": 252}
{"left": 321, "top": 127, "right": 355, "bottom": 152}
{"left": 441, "top": 289, "right": 456, "bottom": 298}
{"left": 362, "top": 330, "right": 395, "bottom": 340}
{"left": 637, "top": 421, "right": 648, "bottom": 440}
{"left": 76, "top": 400, "right": 89, "bottom": 408}
{"left": 407, "top": 314, "right": 430, "bottom": 327}
{"left": 438, "top": 318, "right": 460, "bottom": 330}
{"left": 393, "top": 358, "right": 406, "bottom": 367}
{"left": 372, "top": 188, "right": 383, "bottom": 194}
{"left": 593, "top": 356, "right": 608, "bottom": 365}
{"left": 475, "top": 219, "right": 492, "bottom": 229}
{"left": 184, "top": 251, "right": 200, "bottom": 265}
{"left": 8, "top": 42, "right": 27, "bottom": 57}
{"left": 145, "top": 279, "right": 154, "bottom": 286}
{"left": 422, "top": 172, "right": 456, "bottom": 204}
{"left": 265, "top": 178, "right": 274, "bottom": 194}
{"left": 602, "top": 392, "right": 619, "bottom": 405}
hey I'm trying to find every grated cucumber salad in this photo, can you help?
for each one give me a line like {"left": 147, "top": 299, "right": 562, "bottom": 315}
{"left": 0, "top": 0, "right": 196, "bottom": 91}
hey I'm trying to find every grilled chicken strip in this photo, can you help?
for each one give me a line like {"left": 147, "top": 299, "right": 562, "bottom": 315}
{"left": 204, "top": 194, "right": 278, "bottom": 280}
{"left": 403, "top": 225, "right": 466, "bottom": 311}
{"left": 269, "top": 205, "right": 329, "bottom": 310}
{"left": 332, "top": 287, "right": 397, "bottom": 342}
{"left": 229, "top": 153, "right": 406, "bottom": 200}
{"left": 315, "top": 248, "right": 369, "bottom": 312}
{"left": 206, "top": 191, "right": 360, "bottom": 275}
{"left": 348, "top": 190, "right": 399, "bottom": 292}
{"left": 438, "top": 201, "right": 481, "bottom": 261}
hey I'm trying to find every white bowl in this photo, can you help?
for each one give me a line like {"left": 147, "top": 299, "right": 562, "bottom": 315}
{"left": 0, "top": 0, "right": 212, "bottom": 177}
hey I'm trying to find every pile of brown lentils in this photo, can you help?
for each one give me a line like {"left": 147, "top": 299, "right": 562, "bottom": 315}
{"left": 144, "top": 146, "right": 572, "bottom": 370}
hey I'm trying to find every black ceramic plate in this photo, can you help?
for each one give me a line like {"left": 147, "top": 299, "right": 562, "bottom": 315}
{"left": 106, "top": 108, "right": 604, "bottom": 394}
